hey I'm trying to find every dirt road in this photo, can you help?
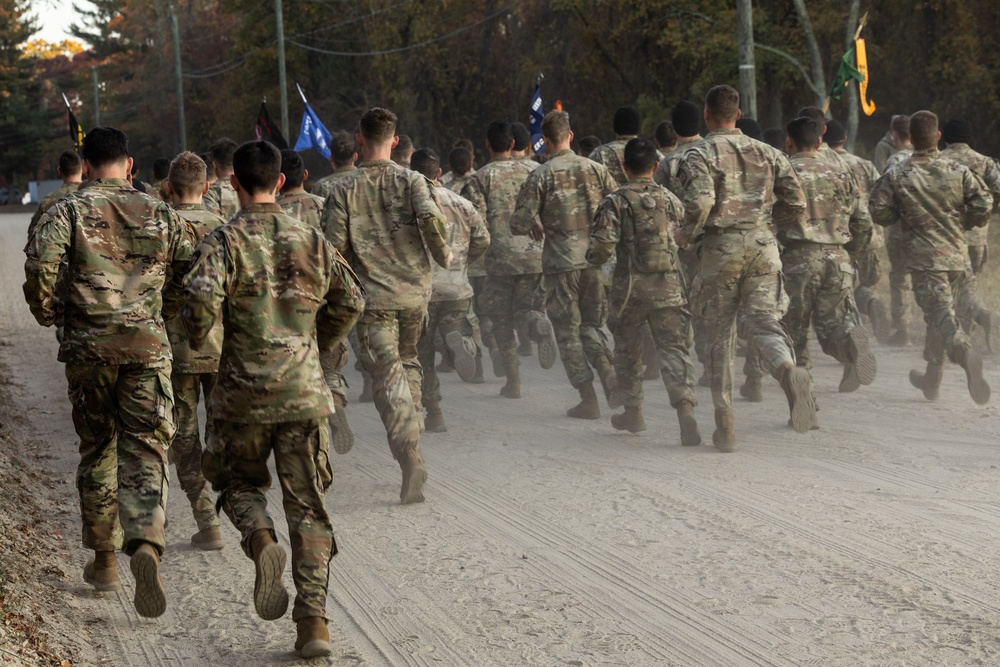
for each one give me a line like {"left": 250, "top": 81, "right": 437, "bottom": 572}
{"left": 2, "top": 211, "right": 1000, "bottom": 666}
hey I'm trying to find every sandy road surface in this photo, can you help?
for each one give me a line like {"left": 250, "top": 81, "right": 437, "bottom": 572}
{"left": 2, "top": 211, "right": 1000, "bottom": 666}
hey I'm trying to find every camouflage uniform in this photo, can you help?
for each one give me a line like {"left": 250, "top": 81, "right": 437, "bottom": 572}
{"left": 321, "top": 159, "right": 450, "bottom": 459}
{"left": 510, "top": 149, "right": 618, "bottom": 391}
{"left": 183, "top": 203, "right": 364, "bottom": 621}
{"left": 676, "top": 128, "right": 806, "bottom": 410}
{"left": 444, "top": 173, "right": 472, "bottom": 196}
{"left": 587, "top": 177, "right": 696, "bottom": 408}
{"left": 23, "top": 178, "right": 194, "bottom": 555}
{"left": 278, "top": 189, "right": 326, "bottom": 230}
{"left": 311, "top": 165, "right": 358, "bottom": 199}
{"left": 833, "top": 148, "right": 885, "bottom": 319}
{"left": 873, "top": 132, "right": 897, "bottom": 174}
{"left": 870, "top": 149, "right": 993, "bottom": 365}
{"left": 881, "top": 147, "right": 914, "bottom": 335}
{"left": 28, "top": 181, "right": 82, "bottom": 240}
{"left": 589, "top": 137, "right": 635, "bottom": 185}
{"left": 462, "top": 157, "right": 545, "bottom": 373}
{"left": 204, "top": 177, "right": 239, "bottom": 222}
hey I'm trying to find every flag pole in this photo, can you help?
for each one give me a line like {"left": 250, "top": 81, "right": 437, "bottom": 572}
{"left": 296, "top": 83, "right": 308, "bottom": 105}
{"left": 61, "top": 93, "right": 72, "bottom": 109}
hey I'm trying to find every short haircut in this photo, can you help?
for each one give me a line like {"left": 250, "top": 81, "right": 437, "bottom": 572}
{"left": 541, "top": 110, "right": 572, "bottom": 143}
{"left": 824, "top": 119, "right": 847, "bottom": 147}
{"left": 58, "top": 150, "right": 82, "bottom": 176}
{"left": 796, "top": 106, "right": 826, "bottom": 132}
{"left": 654, "top": 120, "right": 677, "bottom": 149}
{"left": 200, "top": 152, "right": 216, "bottom": 179}
{"left": 232, "top": 140, "right": 281, "bottom": 195}
{"left": 392, "top": 133, "right": 414, "bottom": 160}
{"left": 891, "top": 114, "right": 910, "bottom": 141}
{"left": 329, "top": 130, "right": 356, "bottom": 167}
{"left": 167, "top": 151, "right": 207, "bottom": 199}
{"left": 763, "top": 127, "right": 786, "bottom": 152}
{"left": 359, "top": 107, "right": 398, "bottom": 144}
{"left": 152, "top": 157, "right": 170, "bottom": 181}
{"left": 786, "top": 116, "right": 820, "bottom": 150}
{"left": 209, "top": 137, "right": 238, "bottom": 169}
{"left": 579, "top": 135, "right": 601, "bottom": 156}
{"left": 613, "top": 106, "right": 641, "bottom": 135}
{"left": 453, "top": 138, "right": 474, "bottom": 153}
{"left": 511, "top": 122, "right": 531, "bottom": 151}
{"left": 623, "top": 137, "right": 658, "bottom": 174}
{"left": 448, "top": 147, "right": 473, "bottom": 176}
{"left": 909, "top": 110, "right": 939, "bottom": 150}
{"left": 486, "top": 121, "right": 514, "bottom": 153}
{"left": 705, "top": 85, "right": 740, "bottom": 122}
{"left": 410, "top": 147, "right": 440, "bottom": 180}
{"left": 279, "top": 148, "right": 305, "bottom": 190}
{"left": 81, "top": 127, "right": 129, "bottom": 168}
{"left": 735, "top": 117, "right": 762, "bottom": 141}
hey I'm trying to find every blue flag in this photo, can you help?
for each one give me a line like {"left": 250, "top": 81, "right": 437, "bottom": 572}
{"left": 294, "top": 102, "right": 332, "bottom": 159}
{"left": 529, "top": 84, "right": 545, "bottom": 154}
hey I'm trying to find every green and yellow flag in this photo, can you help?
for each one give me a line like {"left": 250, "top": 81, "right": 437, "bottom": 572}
{"left": 829, "top": 46, "right": 864, "bottom": 102}
{"left": 855, "top": 38, "right": 876, "bottom": 116}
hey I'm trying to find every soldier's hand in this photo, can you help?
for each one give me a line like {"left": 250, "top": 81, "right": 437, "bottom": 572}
{"left": 529, "top": 221, "right": 545, "bottom": 242}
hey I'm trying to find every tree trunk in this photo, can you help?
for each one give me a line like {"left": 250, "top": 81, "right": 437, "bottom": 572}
{"left": 736, "top": 0, "right": 757, "bottom": 119}
{"left": 791, "top": 0, "right": 826, "bottom": 108}
{"left": 845, "top": 0, "right": 861, "bottom": 151}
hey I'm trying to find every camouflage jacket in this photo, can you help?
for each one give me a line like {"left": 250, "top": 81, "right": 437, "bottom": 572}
{"left": 277, "top": 189, "right": 325, "bottom": 229}
{"left": 510, "top": 149, "right": 618, "bottom": 274}
{"left": 182, "top": 203, "right": 365, "bottom": 423}
{"left": 311, "top": 165, "right": 358, "bottom": 199}
{"left": 28, "top": 181, "right": 82, "bottom": 244}
{"left": 653, "top": 135, "right": 702, "bottom": 196}
{"left": 676, "top": 128, "right": 806, "bottom": 239}
{"left": 874, "top": 132, "right": 897, "bottom": 174}
{"left": 444, "top": 173, "right": 473, "bottom": 196}
{"left": 834, "top": 147, "right": 884, "bottom": 249}
{"left": 23, "top": 178, "right": 195, "bottom": 366}
{"left": 431, "top": 184, "right": 490, "bottom": 302}
{"left": 321, "top": 159, "right": 451, "bottom": 310}
{"left": 589, "top": 137, "right": 635, "bottom": 186}
{"left": 204, "top": 177, "right": 239, "bottom": 222}
{"left": 869, "top": 149, "right": 994, "bottom": 272}
{"left": 587, "top": 177, "right": 686, "bottom": 309}
{"left": 461, "top": 157, "right": 543, "bottom": 276}
{"left": 166, "top": 203, "right": 226, "bottom": 374}
{"left": 941, "top": 143, "right": 1000, "bottom": 247}
{"left": 777, "top": 152, "right": 870, "bottom": 249}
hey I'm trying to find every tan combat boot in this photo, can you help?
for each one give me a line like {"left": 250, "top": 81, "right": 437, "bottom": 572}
{"left": 250, "top": 529, "right": 289, "bottom": 620}
{"left": 739, "top": 376, "right": 763, "bottom": 402}
{"left": 424, "top": 401, "right": 447, "bottom": 433}
{"left": 594, "top": 358, "right": 622, "bottom": 409}
{"left": 840, "top": 326, "right": 877, "bottom": 393}
{"left": 329, "top": 394, "right": 355, "bottom": 455}
{"left": 130, "top": 542, "right": 167, "bottom": 618}
{"left": 191, "top": 526, "right": 224, "bottom": 551}
{"left": 359, "top": 372, "right": 374, "bottom": 403}
{"left": 712, "top": 409, "right": 737, "bottom": 453}
{"left": 779, "top": 362, "right": 817, "bottom": 434}
{"left": 868, "top": 299, "right": 891, "bottom": 343}
{"left": 83, "top": 550, "right": 122, "bottom": 592}
{"left": 567, "top": 382, "right": 601, "bottom": 419}
{"left": 611, "top": 406, "right": 646, "bottom": 433}
{"left": 489, "top": 346, "right": 506, "bottom": 377}
{"left": 445, "top": 331, "right": 477, "bottom": 382}
{"left": 677, "top": 401, "right": 702, "bottom": 447}
{"left": 531, "top": 317, "right": 557, "bottom": 370}
{"left": 500, "top": 362, "right": 521, "bottom": 399}
{"left": 295, "top": 617, "right": 332, "bottom": 658}
{"left": 908, "top": 362, "right": 944, "bottom": 401}
{"left": 953, "top": 343, "right": 991, "bottom": 405}
{"left": 399, "top": 446, "right": 428, "bottom": 504}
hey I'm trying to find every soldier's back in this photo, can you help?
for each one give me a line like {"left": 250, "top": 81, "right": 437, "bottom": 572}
{"left": 278, "top": 190, "right": 325, "bottom": 229}
{"left": 465, "top": 158, "right": 541, "bottom": 276}
{"left": 205, "top": 178, "right": 239, "bottom": 221}
{"left": 589, "top": 139, "right": 629, "bottom": 185}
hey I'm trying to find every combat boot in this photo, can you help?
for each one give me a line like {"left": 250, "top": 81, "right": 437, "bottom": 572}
{"left": 712, "top": 409, "right": 737, "bottom": 453}
{"left": 470, "top": 355, "right": 485, "bottom": 384}
{"left": 517, "top": 323, "right": 533, "bottom": 356}
{"left": 358, "top": 372, "right": 374, "bottom": 403}
{"left": 868, "top": 299, "right": 892, "bottom": 343}
{"left": 779, "top": 362, "right": 817, "bottom": 434}
{"left": 191, "top": 526, "right": 224, "bottom": 551}
{"left": 908, "top": 362, "right": 944, "bottom": 401}
{"left": 531, "top": 317, "right": 557, "bottom": 370}
{"left": 567, "top": 382, "right": 601, "bottom": 419}
{"left": 611, "top": 406, "right": 646, "bottom": 433}
{"left": 739, "top": 376, "right": 763, "bottom": 402}
{"left": 886, "top": 328, "right": 910, "bottom": 346}
{"left": 677, "top": 401, "right": 702, "bottom": 447}
{"left": 975, "top": 310, "right": 997, "bottom": 354}
{"left": 83, "top": 550, "right": 122, "bottom": 592}
{"left": 499, "top": 362, "right": 521, "bottom": 399}
{"left": 399, "top": 446, "right": 427, "bottom": 504}
{"left": 249, "top": 529, "right": 289, "bottom": 620}
{"left": 329, "top": 395, "right": 355, "bottom": 455}
{"left": 840, "top": 326, "right": 877, "bottom": 393}
{"left": 295, "top": 617, "right": 332, "bottom": 658}
{"left": 594, "top": 358, "right": 622, "bottom": 409}
{"left": 445, "top": 331, "right": 477, "bottom": 382}
{"left": 130, "top": 542, "right": 167, "bottom": 618}
{"left": 425, "top": 400, "right": 447, "bottom": 433}
{"left": 489, "top": 346, "right": 506, "bottom": 377}
{"left": 953, "top": 343, "right": 991, "bottom": 405}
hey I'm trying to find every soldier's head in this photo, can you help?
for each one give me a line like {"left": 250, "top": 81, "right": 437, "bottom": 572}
{"left": 672, "top": 100, "right": 701, "bottom": 138}
{"left": 391, "top": 134, "right": 414, "bottom": 165}
{"left": 654, "top": 120, "right": 677, "bottom": 151}
{"left": 578, "top": 135, "right": 601, "bottom": 156}
{"left": 908, "top": 111, "right": 940, "bottom": 151}
{"left": 541, "top": 110, "right": 573, "bottom": 152}
{"left": 57, "top": 151, "right": 82, "bottom": 181}
{"left": 152, "top": 158, "right": 170, "bottom": 182}
{"left": 763, "top": 127, "right": 787, "bottom": 153}
{"left": 735, "top": 117, "right": 762, "bottom": 141}
{"left": 448, "top": 147, "right": 473, "bottom": 177}
{"left": 200, "top": 152, "right": 217, "bottom": 183}
{"left": 410, "top": 148, "right": 441, "bottom": 181}
{"left": 785, "top": 117, "right": 821, "bottom": 154}
{"left": 704, "top": 86, "right": 741, "bottom": 128}
{"left": 329, "top": 130, "right": 357, "bottom": 169}
{"left": 279, "top": 148, "right": 307, "bottom": 193}
{"left": 231, "top": 140, "right": 284, "bottom": 203}
{"left": 796, "top": 106, "right": 827, "bottom": 135}
{"left": 510, "top": 122, "right": 531, "bottom": 154}
{"left": 613, "top": 106, "right": 641, "bottom": 137}
{"left": 486, "top": 121, "right": 514, "bottom": 155}
{"left": 890, "top": 114, "right": 911, "bottom": 148}
{"left": 941, "top": 116, "right": 973, "bottom": 147}
{"left": 358, "top": 107, "right": 399, "bottom": 158}
{"left": 824, "top": 119, "right": 847, "bottom": 149}
{"left": 623, "top": 138, "right": 658, "bottom": 179}
{"left": 209, "top": 138, "right": 238, "bottom": 176}
{"left": 165, "top": 151, "right": 208, "bottom": 204}
{"left": 80, "top": 127, "right": 131, "bottom": 179}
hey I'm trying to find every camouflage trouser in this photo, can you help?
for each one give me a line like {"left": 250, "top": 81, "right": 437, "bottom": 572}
{"left": 853, "top": 246, "right": 883, "bottom": 315}
{"left": 780, "top": 244, "right": 861, "bottom": 368}
{"left": 469, "top": 275, "right": 494, "bottom": 350}
{"left": 319, "top": 341, "right": 350, "bottom": 404}
{"left": 418, "top": 298, "right": 473, "bottom": 404}
{"left": 545, "top": 267, "right": 613, "bottom": 388}
{"left": 170, "top": 373, "right": 219, "bottom": 531}
{"left": 968, "top": 244, "right": 987, "bottom": 275}
{"left": 205, "top": 418, "right": 333, "bottom": 621}
{"left": 355, "top": 308, "right": 426, "bottom": 459}
{"left": 66, "top": 362, "right": 173, "bottom": 555}
{"left": 679, "top": 245, "right": 706, "bottom": 366}
{"left": 482, "top": 273, "right": 546, "bottom": 371}
{"left": 885, "top": 224, "right": 911, "bottom": 330}
{"left": 912, "top": 270, "right": 968, "bottom": 365}
{"left": 957, "top": 247, "right": 990, "bottom": 330}
{"left": 610, "top": 303, "right": 697, "bottom": 409}
{"left": 692, "top": 230, "right": 795, "bottom": 410}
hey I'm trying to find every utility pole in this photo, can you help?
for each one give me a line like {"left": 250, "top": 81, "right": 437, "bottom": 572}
{"left": 736, "top": 0, "right": 758, "bottom": 120}
{"left": 170, "top": 5, "right": 187, "bottom": 151}
{"left": 275, "top": 0, "right": 289, "bottom": 139}
{"left": 91, "top": 67, "right": 100, "bottom": 126}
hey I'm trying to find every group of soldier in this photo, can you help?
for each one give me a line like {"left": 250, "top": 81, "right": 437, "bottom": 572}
{"left": 21, "top": 83, "right": 996, "bottom": 658}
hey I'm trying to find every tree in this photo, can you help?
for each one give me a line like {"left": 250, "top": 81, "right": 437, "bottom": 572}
{"left": 0, "top": 0, "right": 46, "bottom": 187}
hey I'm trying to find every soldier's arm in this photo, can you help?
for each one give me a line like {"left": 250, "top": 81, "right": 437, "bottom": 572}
{"left": 467, "top": 208, "right": 490, "bottom": 264}
{"left": 771, "top": 154, "right": 807, "bottom": 229}
{"left": 460, "top": 176, "right": 487, "bottom": 216}
{"left": 982, "top": 159, "right": 1000, "bottom": 214}
{"left": 868, "top": 173, "right": 900, "bottom": 227}
{"left": 181, "top": 232, "right": 229, "bottom": 350}
{"left": 677, "top": 153, "right": 715, "bottom": 243}
{"left": 510, "top": 171, "right": 544, "bottom": 239}
{"left": 652, "top": 159, "right": 670, "bottom": 189}
{"left": 319, "top": 187, "right": 349, "bottom": 253}
{"left": 586, "top": 194, "right": 622, "bottom": 266}
{"left": 845, "top": 176, "right": 873, "bottom": 256}
{"left": 163, "top": 208, "right": 198, "bottom": 320}
{"left": 962, "top": 169, "right": 994, "bottom": 229}
{"left": 317, "top": 247, "right": 365, "bottom": 353}
{"left": 22, "top": 203, "right": 72, "bottom": 327}
{"left": 412, "top": 175, "right": 453, "bottom": 268}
